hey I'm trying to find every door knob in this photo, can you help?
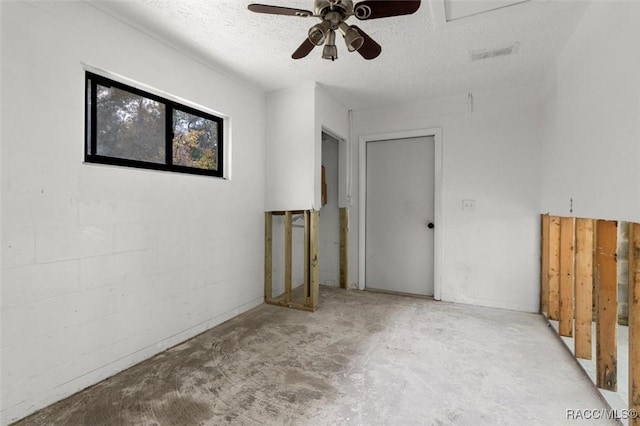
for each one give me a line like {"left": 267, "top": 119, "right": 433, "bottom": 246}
{"left": 427, "top": 222, "right": 435, "bottom": 229}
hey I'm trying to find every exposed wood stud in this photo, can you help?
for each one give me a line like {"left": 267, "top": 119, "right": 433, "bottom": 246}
{"left": 304, "top": 210, "right": 310, "bottom": 301}
{"left": 541, "top": 214, "right": 550, "bottom": 315}
{"left": 284, "top": 211, "right": 293, "bottom": 305}
{"left": 340, "top": 208, "right": 349, "bottom": 290}
{"left": 549, "top": 216, "right": 561, "bottom": 320}
{"left": 310, "top": 210, "right": 320, "bottom": 310}
{"left": 596, "top": 219, "right": 618, "bottom": 392}
{"left": 575, "top": 218, "right": 594, "bottom": 359}
{"left": 592, "top": 221, "right": 598, "bottom": 322}
{"left": 559, "top": 216, "right": 575, "bottom": 337}
{"left": 264, "top": 210, "right": 322, "bottom": 313}
{"left": 264, "top": 212, "right": 273, "bottom": 301}
{"left": 629, "top": 222, "right": 640, "bottom": 425}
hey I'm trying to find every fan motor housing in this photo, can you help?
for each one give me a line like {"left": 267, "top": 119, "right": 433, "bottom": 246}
{"left": 315, "top": 0, "right": 353, "bottom": 17}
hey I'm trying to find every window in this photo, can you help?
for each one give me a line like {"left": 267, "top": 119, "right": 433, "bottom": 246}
{"left": 85, "top": 72, "right": 224, "bottom": 177}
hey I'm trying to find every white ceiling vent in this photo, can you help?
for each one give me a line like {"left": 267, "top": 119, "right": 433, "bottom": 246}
{"left": 471, "top": 42, "right": 520, "bottom": 61}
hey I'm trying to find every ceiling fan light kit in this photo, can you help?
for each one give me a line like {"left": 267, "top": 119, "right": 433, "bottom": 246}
{"left": 248, "top": 0, "right": 421, "bottom": 61}
{"left": 308, "top": 20, "right": 332, "bottom": 45}
{"left": 338, "top": 22, "right": 364, "bottom": 52}
{"left": 322, "top": 29, "right": 339, "bottom": 61}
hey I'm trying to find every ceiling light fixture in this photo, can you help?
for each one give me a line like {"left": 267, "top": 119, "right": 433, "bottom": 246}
{"left": 248, "top": 0, "right": 422, "bottom": 61}
{"left": 322, "top": 29, "right": 338, "bottom": 61}
{"left": 338, "top": 22, "right": 364, "bottom": 52}
{"left": 308, "top": 20, "right": 332, "bottom": 46}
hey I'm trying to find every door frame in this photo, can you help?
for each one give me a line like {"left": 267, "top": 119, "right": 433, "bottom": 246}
{"left": 358, "top": 128, "right": 443, "bottom": 300}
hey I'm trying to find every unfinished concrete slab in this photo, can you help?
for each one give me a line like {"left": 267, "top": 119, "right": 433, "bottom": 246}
{"left": 551, "top": 320, "right": 630, "bottom": 425}
{"left": 14, "top": 287, "right": 615, "bottom": 426}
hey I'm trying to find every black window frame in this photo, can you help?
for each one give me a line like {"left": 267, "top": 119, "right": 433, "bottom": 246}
{"left": 84, "top": 71, "right": 224, "bottom": 178}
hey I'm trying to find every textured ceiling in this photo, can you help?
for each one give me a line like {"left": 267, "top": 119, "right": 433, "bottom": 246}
{"left": 89, "top": 0, "right": 589, "bottom": 110}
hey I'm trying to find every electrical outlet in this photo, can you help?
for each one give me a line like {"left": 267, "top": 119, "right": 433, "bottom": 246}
{"left": 462, "top": 199, "right": 475, "bottom": 211}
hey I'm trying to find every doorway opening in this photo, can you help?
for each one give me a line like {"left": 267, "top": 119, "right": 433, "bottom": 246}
{"left": 320, "top": 132, "right": 340, "bottom": 288}
{"left": 320, "top": 129, "right": 349, "bottom": 290}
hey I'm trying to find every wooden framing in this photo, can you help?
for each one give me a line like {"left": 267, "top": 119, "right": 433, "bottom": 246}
{"left": 629, "top": 222, "right": 640, "bottom": 425}
{"left": 340, "top": 208, "right": 349, "bottom": 289}
{"left": 264, "top": 209, "right": 320, "bottom": 312}
{"left": 310, "top": 210, "right": 320, "bottom": 310}
{"left": 548, "top": 216, "right": 561, "bottom": 320}
{"left": 541, "top": 214, "right": 550, "bottom": 315}
{"left": 264, "top": 212, "right": 273, "bottom": 300}
{"left": 574, "top": 218, "right": 594, "bottom": 359}
{"left": 541, "top": 216, "right": 640, "bottom": 415}
{"left": 304, "top": 210, "right": 310, "bottom": 299}
{"left": 559, "top": 216, "right": 575, "bottom": 337}
{"left": 596, "top": 219, "right": 618, "bottom": 392}
{"left": 284, "top": 211, "right": 293, "bottom": 304}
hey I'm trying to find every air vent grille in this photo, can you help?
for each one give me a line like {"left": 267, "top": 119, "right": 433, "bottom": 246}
{"left": 471, "top": 42, "right": 520, "bottom": 61}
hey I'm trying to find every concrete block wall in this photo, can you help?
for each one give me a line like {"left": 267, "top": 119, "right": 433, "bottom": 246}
{"left": 1, "top": 1, "right": 266, "bottom": 424}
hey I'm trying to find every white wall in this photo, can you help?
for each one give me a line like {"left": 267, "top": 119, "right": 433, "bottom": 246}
{"left": 265, "top": 85, "right": 316, "bottom": 211}
{"left": 351, "top": 86, "right": 544, "bottom": 312}
{"left": 0, "top": 1, "right": 266, "bottom": 424}
{"left": 314, "top": 84, "right": 349, "bottom": 209}
{"left": 266, "top": 84, "right": 349, "bottom": 294}
{"left": 265, "top": 83, "right": 348, "bottom": 212}
{"left": 265, "top": 84, "right": 315, "bottom": 294}
{"left": 8, "top": 1, "right": 636, "bottom": 423}
{"left": 540, "top": 1, "right": 640, "bottom": 223}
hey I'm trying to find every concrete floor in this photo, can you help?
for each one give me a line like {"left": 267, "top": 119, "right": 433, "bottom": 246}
{"left": 14, "top": 287, "right": 616, "bottom": 426}
{"left": 550, "top": 320, "right": 630, "bottom": 425}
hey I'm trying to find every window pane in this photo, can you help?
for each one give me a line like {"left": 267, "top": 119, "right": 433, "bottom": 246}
{"left": 85, "top": 72, "right": 225, "bottom": 177}
{"left": 96, "top": 84, "right": 166, "bottom": 164}
{"left": 86, "top": 78, "right": 92, "bottom": 155}
{"left": 172, "top": 109, "right": 219, "bottom": 171}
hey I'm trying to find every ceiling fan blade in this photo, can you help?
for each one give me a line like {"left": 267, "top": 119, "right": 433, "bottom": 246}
{"left": 351, "top": 26, "right": 381, "bottom": 60}
{"left": 354, "top": 0, "right": 421, "bottom": 20}
{"left": 248, "top": 4, "right": 313, "bottom": 17}
{"left": 292, "top": 38, "right": 316, "bottom": 59}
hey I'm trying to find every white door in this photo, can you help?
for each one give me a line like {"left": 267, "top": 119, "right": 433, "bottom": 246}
{"left": 365, "top": 136, "right": 435, "bottom": 296}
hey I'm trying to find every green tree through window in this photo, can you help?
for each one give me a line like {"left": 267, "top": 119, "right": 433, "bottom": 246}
{"left": 173, "top": 109, "right": 218, "bottom": 170}
{"left": 96, "top": 84, "right": 166, "bottom": 164}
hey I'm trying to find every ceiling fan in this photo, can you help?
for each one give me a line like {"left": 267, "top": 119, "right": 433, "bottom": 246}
{"left": 248, "top": 0, "right": 421, "bottom": 61}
